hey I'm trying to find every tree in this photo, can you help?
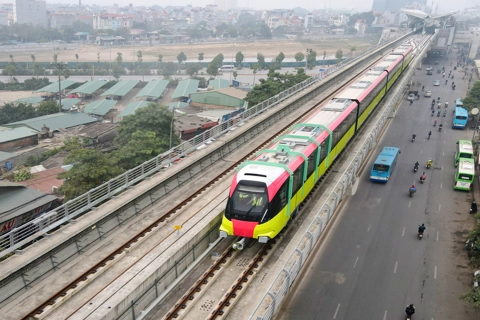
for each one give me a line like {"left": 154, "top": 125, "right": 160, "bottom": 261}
{"left": 113, "top": 131, "right": 164, "bottom": 170}
{"left": 186, "top": 63, "right": 202, "bottom": 77}
{"left": 6, "top": 54, "right": 17, "bottom": 82}
{"left": 58, "top": 148, "right": 124, "bottom": 200}
{"left": 307, "top": 50, "right": 317, "bottom": 69}
{"left": 235, "top": 51, "right": 244, "bottom": 68}
{"left": 275, "top": 52, "right": 285, "bottom": 69}
{"left": 252, "top": 65, "right": 258, "bottom": 86}
{"left": 177, "top": 51, "right": 187, "bottom": 64}
{"left": 350, "top": 46, "right": 356, "bottom": 57}
{"left": 112, "top": 64, "right": 125, "bottom": 80}
{"left": 294, "top": 52, "right": 305, "bottom": 67}
{"left": 158, "top": 54, "right": 163, "bottom": 68}
{"left": 30, "top": 54, "right": 35, "bottom": 72}
{"left": 33, "top": 63, "right": 44, "bottom": 78}
{"left": 53, "top": 53, "right": 58, "bottom": 63}
{"left": 233, "top": 71, "right": 238, "bottom": 79}
{"left": 463, "top": 81, "right": 480, "bottom": 112}
{"left": 162, "top": 61, "right": 176, "bottom": 78}
{"left": 36, "top": 100, "right": 59, "bottom": 116}
{"left": 257, "top": 53, "right": 266, "bottom": 69}
{"left": 0, "top": 103, "right": 36, "bottom": 125}
{"left": 75, "top": 53, "right": 79, "bottom": 69}
{"left": 348, "top": 11, "right": 375, "bottom": 27}
{"left": 115, "top": 103, "right": 180, "bottom": 149}
{"left": 116, "top": 52, "right": 123, "bottom": 64}
{"left": 207, "top": 59, "right": 220, "bottom": 77}
{"left": 97, "top": 52, "right": 100, "bottom": 63}
{"left": 335, "top": 49, "right": 343, "bottom": 62}
{"left": 198, "top": 52, "right": 204, "bottom": 63}
{"left": 137, "top": 50, "right": 143, "bottom": 63}
{"left": 63, "top": 67, "right": 70, "bottom": 79}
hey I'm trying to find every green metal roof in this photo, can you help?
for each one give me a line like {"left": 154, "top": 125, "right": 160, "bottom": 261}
{"left": 101, "top": 80, "right": 139, "bottom": 97}
{"left": 136, "top": 80, "right": 169, "bottom": 98}
{"left": 83, "top": 99, "right": 117, "bottom": 116}
{"left": 15, "top": 97, "right": 44, "bottom": 104}
{"left": 171, "top": 79, "right": 199, "bottom": 99}
{"left": 208, "top": 78, "right": 229, "bottom": 90}
{"left": 0, "top": 126, "right": 38, "bottom": 142}
{"left": 118, "top": 101, "right": 150, "bottom": 118}
{"left": 3, "top": 113, "right": 97, "bottom": 132}
{"left": 167, "top": 101, "right": 189, "bottom": 110}
{"left": 61, "top": 98, "right": 81, "bottom": 110}
{"left": 0, "top": 151, "right": 16, "bottom": 162}
{"left": 36, "top": 80, "right": 77, "bottom": 93}
{"left": 70, "top": 80, "right": 109, "bottom": 94}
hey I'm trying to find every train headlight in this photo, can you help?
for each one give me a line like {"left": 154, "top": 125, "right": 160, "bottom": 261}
{"left": 219, "top": 231, "right": 228, "bottom": 238}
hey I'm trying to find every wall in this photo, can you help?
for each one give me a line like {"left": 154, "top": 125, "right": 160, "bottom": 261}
{"left": 0, "top": 136, "right": 37, "bottom": 151}
{"left": 189, "top": 92, "right": 244, "bottom": 108}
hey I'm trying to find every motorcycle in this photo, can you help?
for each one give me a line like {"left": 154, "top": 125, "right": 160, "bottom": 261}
{"left": 420, "top": 175, "right": 426, "bottom": 183}
{"left": 414, "top": 164, "right": 419, "bottom": 172}
{"left": 431, "top": 111, "right": 434, "bottom": 116}
{"left": 409, "top": 188, "right": 416, "bottom": 197}
{"left": 418, "top": 230, "right": 424, "bottom": 239}
{"left": 411, "top": 136, "right": 416, "bottom": 142}
{"left": 439, "top": 126, "right": 442, "bottom": 132}
{"left": 426, "top": 162, "right": 432, "bottom": 169}
{"left": 433, "top": 122, "right": 437, "bottom": 127}
{"left": 443, "top": 111, "right": 447, "bottom": 117}
{"left": 437, "top": 111, "right": 441, "bottom": 117}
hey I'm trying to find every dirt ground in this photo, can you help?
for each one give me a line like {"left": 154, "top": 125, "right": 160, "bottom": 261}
{"left": 0, "top": 90, "right": 37, "bottom": 105}
{"left": 0, "top": 37, "right": 378, "bottom": 63}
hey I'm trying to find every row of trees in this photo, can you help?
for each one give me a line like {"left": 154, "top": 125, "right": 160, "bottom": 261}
{"left": 57, "top": 103, "right": 180, "bottom": 199}
{"left": 0, "top": 100, "right": 59, "bottom": 125}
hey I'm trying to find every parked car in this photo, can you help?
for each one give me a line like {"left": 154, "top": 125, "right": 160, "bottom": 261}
{"left": 408, "top": 93, "right": 416, "bottom": 102}
{"left": 434, "top": 80, "right": 440, "bottom": 86}
{"left": 424, "top": 90, "right": 432, "bottom": 97}
{"left": 427, "top": 70, "right": 433, "bottom": 75}
{"left": 426, "top": 67, "right": 433, "bottom": 71}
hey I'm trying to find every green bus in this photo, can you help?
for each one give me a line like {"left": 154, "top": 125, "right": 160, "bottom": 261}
{"left": 454, "top": 158, "right": 475, "bottom": 191}
{"left": 455, "top": 140, "right": 474, "bottom": 167}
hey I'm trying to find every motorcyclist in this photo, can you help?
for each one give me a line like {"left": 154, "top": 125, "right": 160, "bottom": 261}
{"left": 437, "top": 96, "right": 441, "bottom": 101}
{"left": 437, "top": 110, "right": 441, "bottom": 116}
{"left": 410, "top": 185, "right": 417, "bottom": 195}
{"left": 470, "top": 201, "right": 478, "bottom": 214}
{"left": 443, "top": 110, "right": 447, "bottom": 116}
{"left": 439, "top": 123, "right": 443, "bottom": 130}
{"left": 406, "top": 304, "right": 416, "bottom": 317}
{"left": 434, "top": 119, "right": 437, "bottom": 126}
{"left": 445, "top": 79, "right": 448, "bottom": 85}
{"left": 412, "top": 133, "right": 416, "bottom": 141}
{"left": 431, "top": 109, "right": 435, "bottom": 116}
{"left": 421, "top": 172, "right": 426, "bottom": 181}
{"left": 422, "top": 85, "right": 424, "bottom": 91}
{"left": 428, "top": 130, "right": 432, "bottom": 139}
{"left": 445, "top": 101, "right": 448, "bottom": 107}
{"left": 418, "top": 224, "right": 426, "bottom": 234}
{"left": 427, "top": 159, "right": 433, "bottom": 167}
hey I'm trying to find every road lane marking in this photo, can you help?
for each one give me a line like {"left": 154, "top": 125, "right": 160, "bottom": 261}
{"left": 434, "top": 266, "right": 437, "bottom": 279}
{"left": 333, "top": 304, "right": 340, "bottom": 319}
{"left": 394, "top": 261, "right": 398, "bottom": 273}
{"left": 402, "top": 228, "right": 405, "bottom": 237}
{"left": 439, "top": 204, "right": 441, "bottom": 211}
{"left": 409, "top": 201, "right": 411, "bottom": 208}
{"left": 353, "top": 256, "right": 359, "bottom": 268}
{"left": 442, "top": 166, "right": 444, "bottom": 171}
{"left": 437, "top": 231, "right": 439, "bottom": 241}
{"left": 440, "top": 183, "right": 443, "bottom": 189}
{"left": 421, "top": 150, "right": 423, "bottom": 154}
{"left": 383, "top": 310, "right": 388, "bottom": 320}
{"left": 367, "top": 223, "right": 371, "bottom": 232}
{"left": 443, "top": 152, "right": 445, "bottom": 156}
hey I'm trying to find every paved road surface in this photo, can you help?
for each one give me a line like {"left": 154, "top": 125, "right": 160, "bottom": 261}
{"left": 278, "top": 52, "right": 479, "bottom": 319}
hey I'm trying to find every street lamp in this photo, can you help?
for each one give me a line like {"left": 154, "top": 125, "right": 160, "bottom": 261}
{"left": 305, "top": 48, "right": 312, "bottom": 72}
{"left": 169, "top": 106, "right": 176, "bottom": 151}
{"left": 50, "top": 62, "right": 67, "bottom": 113}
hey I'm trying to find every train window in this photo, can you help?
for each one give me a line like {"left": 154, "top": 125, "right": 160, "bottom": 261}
{"left": 320, "top": 141, "right": 327, "bottom": 163}
{"left": 292, "top": 164, "right": 304, "bottom": 194}
{"left": 307, "top": 150, "right": 317, "bottom": 177}
{"left": 270, "top": 180, "right": 289, "bottom": 217}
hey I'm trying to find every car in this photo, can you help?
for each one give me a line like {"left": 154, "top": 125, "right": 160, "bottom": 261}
{"left": 426, "top": 67, "right": 433, "bottom": 71}
{"left": 408, "top": 93, "right": 416, "bottom": 101}
{"left": 434, "top": 80, "right": 440, "bottom": 86}
{"left": 427, "top": 70, "right": 433, "bottom": 75}
{"left": 424, "top": 90, "right": 432, "bottom": 97}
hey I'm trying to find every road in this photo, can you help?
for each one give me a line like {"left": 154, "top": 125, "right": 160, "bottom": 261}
{"left": 278, "top": 52, "right": 479, "bottom": 319}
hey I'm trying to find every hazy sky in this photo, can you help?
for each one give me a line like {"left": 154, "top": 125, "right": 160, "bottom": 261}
{"left": 49, "top": 0, "right": 464, "bottom": 13}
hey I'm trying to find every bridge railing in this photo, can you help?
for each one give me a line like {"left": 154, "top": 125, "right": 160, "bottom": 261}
{"left": 0, "top": 31, "right": 411, "bottom": 259}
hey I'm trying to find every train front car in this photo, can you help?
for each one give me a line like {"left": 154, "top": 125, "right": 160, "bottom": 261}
{"left": 219, "top": 163, "right": 290, "bottom": 243}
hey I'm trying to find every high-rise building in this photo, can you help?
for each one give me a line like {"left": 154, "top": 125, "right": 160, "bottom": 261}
{"left": 14, "top": 0, "right": 47, "bottom": 27}
{"left": 214, "top": 0, "right": 237, "bottom": 11}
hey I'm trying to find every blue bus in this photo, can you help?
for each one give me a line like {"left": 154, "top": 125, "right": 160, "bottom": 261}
{"left": 453, "top": 106, "right": 468, "bottom": 129}
{"left": 370, "top": 146, "right": 400, "bottom": 182}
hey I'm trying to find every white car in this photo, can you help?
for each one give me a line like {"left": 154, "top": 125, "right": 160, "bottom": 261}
{"left": 424, "top": 90, "right": 432, "bottom": 97}
{"left": 434, "top": 80, "right": 440, "bottom": 86}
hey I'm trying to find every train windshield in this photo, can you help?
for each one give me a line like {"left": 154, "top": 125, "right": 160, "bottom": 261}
{"left": 229, "top": 184, "right": 268, "bottom": 221}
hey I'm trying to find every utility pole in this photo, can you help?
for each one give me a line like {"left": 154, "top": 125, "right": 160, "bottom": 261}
{"left": 50, "top": 62, "right": 67, "bottom": 113}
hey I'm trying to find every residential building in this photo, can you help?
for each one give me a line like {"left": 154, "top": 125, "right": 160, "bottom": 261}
{"left": 304, "top": 12, "right": 313, "bottom": 30}
{"left": 0, "top": 10, "right": 9, "bottom": 25}
{"left": 329, "top": 14, "right": 348, "bottom": 27}
{"left": 14, "top": 0, "right": 47, "bottom": 27}
{"left": 50, "top": 12, "right": 76, "bottom": 28}
{"left": 214, "top": 0, "right": 237, "bottom": 11}
{"left": 93, "top": 14, "right": 133, "bottom": 30}
{"left": 354, "top": 19, "right": 367, "bottom": 35}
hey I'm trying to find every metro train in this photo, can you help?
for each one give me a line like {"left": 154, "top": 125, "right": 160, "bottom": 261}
{"left": 219, "top": 41, "right": 415, "bottom": 245}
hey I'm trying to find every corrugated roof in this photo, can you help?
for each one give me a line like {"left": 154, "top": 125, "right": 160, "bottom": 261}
{"left": 15, "top": 97, "right": 44, "bottom": 104}
{"left": 0, "top": 182, "right": 57, "bottom": 222}
{"left": 36, "top": 80, "right": 77, "bottom": 93}
{"left": 215, "top": 87, "right": 248, "bottom": 99}
{"left": 18, "top": 167, "right": 66, "bottom": 194}
{"left": 0, "top": 126, "right": 38, "bottom": 143}
{"left": 0, "top": 151, "right": 16, "bottom": 162}
{"left": 118, "top": 100, "right": 149, "bottom": 118}
{"left": 70, "top": 80, "right": 109, "bottom": 94}
{"left": 171, "top": 79, "right": 199, "bottom": 98}
{"left": 136, "top": 80, "right": 169, "bottom": 98}
{"left": 3, "top": 113, "right": 97, "bottom": 132}
{"left": 61, "top": 98, "right": 81, "bottom": 110}
{"left": 208, "top": 78, "right": 229, "bottom": 90}
{"left": 101, "top": 80, "right": 138, "bottom": 97}
{"left": 83, "top": 99, "right": 117, "bottom": 116}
